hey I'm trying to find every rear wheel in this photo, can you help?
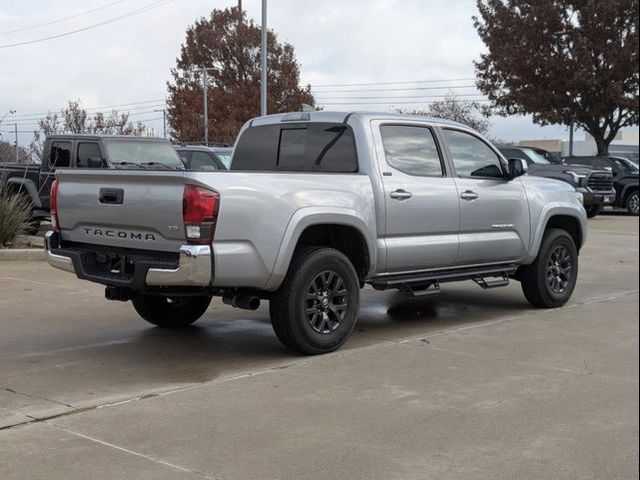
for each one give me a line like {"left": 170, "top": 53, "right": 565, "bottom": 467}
{"left": 269, "top": 247, "right": 360, "bottom": 355}
{"left": 520, "top": 228, "right": 578, "bottom": 308}
{"left": 585, "top": 205, "right": 601, "bottom": 218}
{"left": 132, "top": 294, "right": 211, "bottom": 328}
{"left": 626, "top": 190, "right": 639, "bottom": 216}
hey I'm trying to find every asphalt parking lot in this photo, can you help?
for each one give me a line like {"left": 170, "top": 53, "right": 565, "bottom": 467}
{"left": 0, "top": 215, "right": 638, "bottom": 480}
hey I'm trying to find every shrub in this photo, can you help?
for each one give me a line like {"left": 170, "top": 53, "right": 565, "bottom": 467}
{"left": 0, "top": 185, "right": 31, "bottom": 247}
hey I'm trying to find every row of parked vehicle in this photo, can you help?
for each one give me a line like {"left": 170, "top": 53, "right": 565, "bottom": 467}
{"left": 498, "top": 146, "right": 639, "bottom": 217}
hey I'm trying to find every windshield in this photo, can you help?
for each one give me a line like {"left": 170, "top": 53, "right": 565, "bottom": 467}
{"left": 104, "top": 140, "right": 184, "bottom": 169}
{"left": 521, "top": 148, "right": 552, "bottom": 165}
{"left": 212, "top": 150, "right": 232, "bottom": 168}
{"left": 611, "top": 157, "right": 639, "bottom": 174}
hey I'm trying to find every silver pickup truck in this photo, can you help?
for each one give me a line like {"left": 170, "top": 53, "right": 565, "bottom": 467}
{"left": 46, "top": 112, "right": 587, "bottom": 354}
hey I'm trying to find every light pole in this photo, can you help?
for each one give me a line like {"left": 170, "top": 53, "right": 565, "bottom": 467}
{"left": 203, "top": 68, "right": 208, "bottom": 145}
{"left": 154, "top": 109, "right": 167, "bottom": 139}
{"left": 0, "top": 109, "right": 15, "bottom": 126}
{"left": 260, "top": 0, "right": 267, "bottom": 116}
{"left": 14, "top": 123, "right": 18, "bottom": 163}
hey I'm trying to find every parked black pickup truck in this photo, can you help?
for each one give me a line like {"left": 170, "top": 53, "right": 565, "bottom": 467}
{"left": 500, "top": 146, "right": 616, "bottom": 218}
{"left": 564, "top": 156, "right": 639, "bottom": 215}
{"left": 0, "top": 134, "right": 184, "bottom": 226}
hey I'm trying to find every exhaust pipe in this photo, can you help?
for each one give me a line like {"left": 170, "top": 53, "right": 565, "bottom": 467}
{"left": 222, "top": 294, "right": 261, "bottom": 310}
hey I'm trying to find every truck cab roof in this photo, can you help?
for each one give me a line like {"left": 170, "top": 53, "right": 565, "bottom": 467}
{"left": 45, "top": 134, "right": 171, "bottom": 143}
{"left": 248, "top": 111, "right": 470, "bottom": 130}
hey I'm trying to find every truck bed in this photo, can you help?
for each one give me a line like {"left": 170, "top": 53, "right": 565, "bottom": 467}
{"left": 54, "top": 169, "right": 376, "bottom": 290}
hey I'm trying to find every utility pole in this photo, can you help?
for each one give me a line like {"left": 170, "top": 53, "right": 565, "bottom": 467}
{"left": 569, "top": 118, "right": 574, "bottom": 157}
{"left": 203, "top": 68, "right": 209, "bottom": 145}
{"left": 260, "top": 0, "right": 267, "bottom": 116}
{"left": 14, "top": 123, "right": 18, "bottom": 163}
{"left": 154, "top": 109, "right": 167, "bottom": 139}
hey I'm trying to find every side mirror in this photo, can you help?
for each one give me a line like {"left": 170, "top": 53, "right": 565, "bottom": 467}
{"left": 508, "top": 158, "right": 528, "bottom": 179}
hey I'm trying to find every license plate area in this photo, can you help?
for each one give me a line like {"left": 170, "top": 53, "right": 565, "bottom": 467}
{"left": 81, "top": 250, "right": 136, "bottom": 282}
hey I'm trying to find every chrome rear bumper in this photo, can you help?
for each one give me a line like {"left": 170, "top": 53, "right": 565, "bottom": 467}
{"left": 45, "top": 231, "right": 212, "bottom": 288}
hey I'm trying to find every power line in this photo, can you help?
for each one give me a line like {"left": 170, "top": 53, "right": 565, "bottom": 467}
{"left": 308, "top": 78, "right": 476, "bottom": 88}
{"left": 311, "top": 85, "right": 479, "bottom": 94}
{"left": 317, "top": 99, "right": 492, "bottom": 105}
{"left": 11, "top": 100, "right": 166, "bottom": 120}
{"left": 0, "top": 0, "right": 128, "bottom": 35}
{"left": 314, "top": 94, "right": 487, "bottom": 101}
{"left": 1, "top": 2, "right": 214, "bottom": 66}
{"left": 0, "top": 0, "right": 176, "bottom": 49}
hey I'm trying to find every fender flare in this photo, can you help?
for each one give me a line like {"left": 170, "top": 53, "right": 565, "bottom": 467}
{"left": 621, "top": 183, "right": 638, "bottom": 203}
{"left": 5, "top": 178, "right": 42, "bottom": 208}
{"left": 263, "top": 207, "right": 376, "bottom": 291}
{"left": 524, "top": 204, "right": 587, "bottom": 264}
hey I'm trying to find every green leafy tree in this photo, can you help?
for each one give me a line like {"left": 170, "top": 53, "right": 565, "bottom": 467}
{"left": 474, "top": 0, "right": 639, "bottom": 155}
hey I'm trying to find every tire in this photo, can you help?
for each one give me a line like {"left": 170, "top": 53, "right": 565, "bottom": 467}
{"left": 520, "top": 228, "right": 578, "bottom": 308}
{"left": 625, "top": 190, "right": 639, "bottom": 216}
{"left": 585, "top": 205, "right": 601, "bottom": 218}
{"left": 132, "top": 294, "right": 211, "bottom": 328}
{"left": 269, "top": 247, "right": 360, "bottom": 355}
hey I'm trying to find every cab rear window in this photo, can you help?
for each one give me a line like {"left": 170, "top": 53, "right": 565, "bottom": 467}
{"left": 231, "top": 122, "right": 358, "bottom": 173}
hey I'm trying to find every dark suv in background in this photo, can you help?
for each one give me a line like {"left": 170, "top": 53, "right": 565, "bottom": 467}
{"left": 175, "top": 145, "right": 232, "bottom": 170}
{"left": 564, "top": 156, "right": 639, "bottom": 216}
{"left": 499, "top": 146, "right": 616, "bottom": 218}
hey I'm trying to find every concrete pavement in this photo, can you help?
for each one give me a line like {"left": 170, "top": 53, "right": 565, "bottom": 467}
{"left": 0, "top": 215, "right": 638, "bottom": 479}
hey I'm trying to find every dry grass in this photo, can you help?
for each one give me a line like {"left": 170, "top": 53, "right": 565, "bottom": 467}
{"left": 0, "top": 185, "right": 31, "bottom": 247}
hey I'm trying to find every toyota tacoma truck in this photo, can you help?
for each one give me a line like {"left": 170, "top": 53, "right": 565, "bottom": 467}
{"left": 45, "top": 112, "right": 587, "bottom": 355}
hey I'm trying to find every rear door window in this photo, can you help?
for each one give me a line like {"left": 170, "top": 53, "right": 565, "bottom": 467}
{"left": 77, "top": 142, "right": 103, "bottom": 168}
{"left": 380, "top": 125, "right": 444, "bottom": 176}
{"left": 49, "top": 141, "right": 71, "bottom": 169}
{"left": 232, "top": 123, "right": 358, "bottom": 173}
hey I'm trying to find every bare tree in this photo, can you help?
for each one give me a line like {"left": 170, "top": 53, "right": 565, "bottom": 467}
{"left": 397, "top": 93, "right": 491, "bottom": 134}
{"left": 30, "top": 100, "right": 147, "bottom": 160}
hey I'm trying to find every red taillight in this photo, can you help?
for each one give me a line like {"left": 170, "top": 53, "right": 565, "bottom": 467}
{"left": 50, "top": 179, "right": 59, "bottom": 231}
{"left": 183, "top": 185, "right": 220, "bottom": 245}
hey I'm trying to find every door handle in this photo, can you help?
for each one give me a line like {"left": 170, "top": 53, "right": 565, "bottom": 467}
{"left": 460, "top": 190, "right": 479, "bottom": 201}
{"left": 390, "top": 189, "right": 413, "bottom": 200}
{"left": 99, "top": 188, "right": 124, "bottom": 205}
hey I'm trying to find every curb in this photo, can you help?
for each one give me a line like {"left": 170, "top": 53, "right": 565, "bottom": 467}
{"left": 0, "top": 248, "right": 45, "bottom": 262}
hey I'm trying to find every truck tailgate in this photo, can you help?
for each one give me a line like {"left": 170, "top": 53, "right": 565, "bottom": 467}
{"left": 56, "top": 170, "right": 187, "bottom": 252}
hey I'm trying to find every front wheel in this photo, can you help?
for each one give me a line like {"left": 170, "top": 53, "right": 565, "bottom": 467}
{"left": 269, "top": 247, "right": 360, "bottom": 355}
{"left": 132, "top": 294, "right": 211, "bottom": 328}
{"left": 520, "top": 228, "right": 578, "bottom": 308}
{"left": 626, "top": 191, "right": 639, "bottom": 216}
{"left": 585, "top": 205, "right": 601, "bottom": 218}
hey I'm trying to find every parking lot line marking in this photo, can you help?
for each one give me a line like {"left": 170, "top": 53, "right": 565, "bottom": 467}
{"left": 14, "top": 339, "right": 134, "bottom": 359}
{"left": 42, "top": 420, "right": 219, "bottom": 479}
{"left": 1, "top": 276, "right": 81, "bottom": 291}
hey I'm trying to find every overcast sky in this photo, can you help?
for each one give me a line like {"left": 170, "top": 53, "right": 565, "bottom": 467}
{"left": 0, "top": 0, "right": 597, "bottom": 147}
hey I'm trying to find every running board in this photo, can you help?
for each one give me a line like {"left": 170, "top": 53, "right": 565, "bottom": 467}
{"left": 371, "top": 263, "right": 518, "bottom": 296}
